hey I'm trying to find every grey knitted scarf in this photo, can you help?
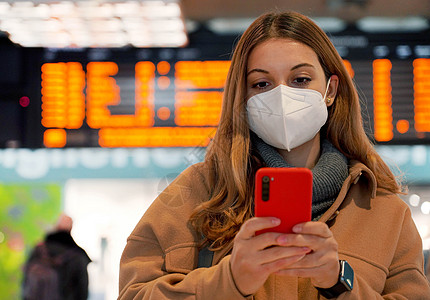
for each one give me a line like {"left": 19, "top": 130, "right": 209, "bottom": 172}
{"left": 251, "top": 134, "right": 349, "bottom": 220}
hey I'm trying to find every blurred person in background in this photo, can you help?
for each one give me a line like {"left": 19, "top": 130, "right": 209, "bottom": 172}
{"left": 22, "top": 213, "right": 91, "bottom": 300}
{"left": 119, "top": 11, "right": 430, "bottom": 299}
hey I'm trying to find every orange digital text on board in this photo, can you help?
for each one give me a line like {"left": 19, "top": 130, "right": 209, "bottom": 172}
{"left": 41, "top": 59, "right": 429, "bottom": 147}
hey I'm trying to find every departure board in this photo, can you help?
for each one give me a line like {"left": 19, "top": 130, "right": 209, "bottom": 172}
{"left": 3, "top": 28, "right": 430, "bottom": 148}
{"left": 346, "top": 58, "right": 430, "bottom": 142}
{"left": 39, "top": 58, "right": 430, "bottom": 147}
{"left": 40, "top": 58, "right": 230, "bottom": 147}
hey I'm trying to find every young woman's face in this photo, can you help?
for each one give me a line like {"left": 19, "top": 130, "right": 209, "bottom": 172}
{"left": 246, "top": 38, "right": 330, "bottom": 100}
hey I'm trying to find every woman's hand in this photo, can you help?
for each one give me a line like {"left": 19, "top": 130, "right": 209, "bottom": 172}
{"left": 230, "top": 217, "right": 312, "bottom": 296}
{"left": 275, "top": 221, "right": 340, "bottom": 289}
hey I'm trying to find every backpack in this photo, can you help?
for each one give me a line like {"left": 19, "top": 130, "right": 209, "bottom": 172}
{"left": 22, "top": 242, "right": 74, "bottom": 300}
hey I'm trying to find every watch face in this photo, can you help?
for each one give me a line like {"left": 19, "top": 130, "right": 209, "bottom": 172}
{"left": 316, "top": 260, "right": 354, "bottom": 298}
{"left": 340, "top": 260, "right": 354, "bottom": 290}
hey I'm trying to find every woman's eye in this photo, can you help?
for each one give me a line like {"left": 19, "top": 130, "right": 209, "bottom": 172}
{"left": 293, "top": 77, "right": 311, "bottom": 86}
{"left": 252, "top": 81, "right": 270, "bottom": 89}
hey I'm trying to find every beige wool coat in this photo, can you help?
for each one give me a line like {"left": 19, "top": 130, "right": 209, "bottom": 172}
{"left": 119, "top": 161, "right": 430, "bottom": 299}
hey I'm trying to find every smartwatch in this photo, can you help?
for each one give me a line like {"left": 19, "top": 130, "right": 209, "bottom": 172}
{"left": 316, "top": 260, "right": 354, "bottom": 299}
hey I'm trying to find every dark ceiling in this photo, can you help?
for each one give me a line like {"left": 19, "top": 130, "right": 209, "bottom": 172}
{"left": 181, "top": 0, "right": 430, "bottom": 23}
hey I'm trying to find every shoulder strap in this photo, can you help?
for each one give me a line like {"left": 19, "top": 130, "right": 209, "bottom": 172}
{"left": 197, "top": 246, "right": 214, "bottom": 268}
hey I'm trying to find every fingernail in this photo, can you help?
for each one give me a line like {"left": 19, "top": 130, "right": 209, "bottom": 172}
{"left": 272, "top": 218, "right": 281, "bottom": 225}
{"left": 292, "top": 224, "right": 302, "bottom": 233}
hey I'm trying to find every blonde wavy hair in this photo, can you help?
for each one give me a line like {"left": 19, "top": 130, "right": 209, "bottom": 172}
{"left": 190, "top": 11, "right": 401, "bottom": 250}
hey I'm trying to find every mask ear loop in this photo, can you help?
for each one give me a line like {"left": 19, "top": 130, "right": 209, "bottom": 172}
{"left": 322, "top": 77, "right": 332, "bottom": 102}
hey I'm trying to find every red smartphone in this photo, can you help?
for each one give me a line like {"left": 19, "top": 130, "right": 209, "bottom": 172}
{"left": 254, "top": 167, "right": 313, "bottom": 235}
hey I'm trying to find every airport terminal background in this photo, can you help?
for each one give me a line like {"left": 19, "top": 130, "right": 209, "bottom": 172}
{"left": 0, "top": 1, "right": 430, "bottom": 299}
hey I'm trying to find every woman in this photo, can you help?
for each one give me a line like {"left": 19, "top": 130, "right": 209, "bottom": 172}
{"left": 119, "top": 11, "right": 430, "bottom": 299}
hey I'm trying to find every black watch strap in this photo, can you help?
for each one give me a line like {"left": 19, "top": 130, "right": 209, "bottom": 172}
{"left": 316, "top": 260, "right": 354, "bottom": 299}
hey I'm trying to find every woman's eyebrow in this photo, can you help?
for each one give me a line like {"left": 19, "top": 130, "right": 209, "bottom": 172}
{"left": 247, "top": 63, "right": 315, "bottom": 76}
{"left": 291, "top": 63, "right": 315, "bottom": 71}
{"left": 247, "top": 68, "right": 269, "bottom": 76}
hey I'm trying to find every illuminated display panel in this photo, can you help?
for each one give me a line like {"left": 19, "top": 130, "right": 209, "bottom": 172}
{"left": 373, "top": 59, "right": 393, "bottom": 142}
{"left": 174, "top": 61, "right": 230, "bottom": 126}
{"left": 39, "top": 58, "right": 430, "bottom": 148}
{"left": 414, "top": 58, "right": 430, "bottom": 133}
{"left": 41, "top": 58, "right": 230, "bottom": 147}
{"left": 41, "top": 62, "right": 85, "bottom": 129}
{"left": 37, "top": 31, "right": 430, "bottom": 148}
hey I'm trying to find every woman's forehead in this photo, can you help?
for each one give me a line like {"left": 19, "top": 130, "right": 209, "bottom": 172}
{"left": 247, "top": 38, "right": 322, "bottom": 71}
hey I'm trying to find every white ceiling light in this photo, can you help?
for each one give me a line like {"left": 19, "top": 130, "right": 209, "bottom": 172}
{"left": 312, "top": 17, "right": 347, "bottom": 33}
{"left": 422, "top": 201, "right": 430, "bottom": 215}
{"left": 357, "top": 16, "right": 429, "bottom": 32}
{"left": 207, "top": 18, "right": 255, "bottom": 35}
{"left": 409, "top": 193, "right": 421, "bottom": 207}
{"left": 207, "top": 16, "right": 347, "bottom": 35}
{"left": 0, "top": 0, "right": 188, "bottom": 48}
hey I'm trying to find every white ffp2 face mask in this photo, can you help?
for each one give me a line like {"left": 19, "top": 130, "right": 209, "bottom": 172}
{"left": 246, "top": 80, "right": 330, "bottom": 151}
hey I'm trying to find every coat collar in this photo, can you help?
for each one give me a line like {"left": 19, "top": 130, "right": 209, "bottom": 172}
{"left": 348, "top": 160, "right": 377, "bottom": 198}
{"left": 319, "top": 160, "right": 377, "bottom": 223}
